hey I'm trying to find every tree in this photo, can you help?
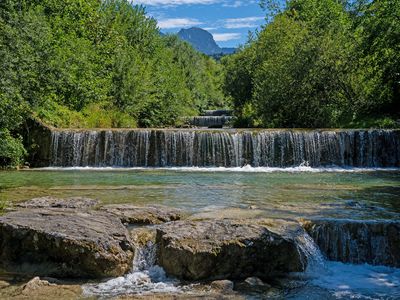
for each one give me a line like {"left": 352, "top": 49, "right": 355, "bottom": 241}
{"left": 223, "top": 0, "right": 398, "bottom": 128}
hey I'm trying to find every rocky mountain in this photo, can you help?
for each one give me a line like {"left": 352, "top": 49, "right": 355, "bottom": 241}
{"left": 177, "top": 27, "right": 236, "bottom": 56}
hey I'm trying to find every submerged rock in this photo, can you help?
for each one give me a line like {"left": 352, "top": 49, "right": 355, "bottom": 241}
{"left": 130, "top": 227, "right": 157, "bottom": 247}
{"left": 100, "top": 204, "right": 184, "bottom": 225}
{"left": 235, "top": 277, "right": 271, "bottom": 292}
{"left": 156, "top": 219, "right": 307, "bottom": 281}
{"left": 0, "top": 209, "right": 134, "bottom": 278}
{"left": 302, "top": 218, "right": 400, "bottom": 267}
{"left": 17, "top": 196, "right": 99, "bottom": 209}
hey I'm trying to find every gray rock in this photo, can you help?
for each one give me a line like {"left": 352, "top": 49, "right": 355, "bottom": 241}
{"left": 99, "top": 204, "right": 183, "bottom": 225}
{"left": 156, "top": 219, "right": 307, "bottom": 281}
{"left": 0, "top": 278, "right": 83, "bottom": 299}
{"left": 17, "top": 196, "right": 99, "bottom": 209}
{"left": 0, "top": 209, "right": 134, "bottom": 278}
{"left": 0, "top": 281, "right": 10, "bottom": 289}
{"left": 211, "top": 280, "right": 234, "bottom": 292}
{"left": 22, "top": 277, "right": 54, "bottom": 292}
{"left": 302, "top": 218, "right": 400, "bottom": 267}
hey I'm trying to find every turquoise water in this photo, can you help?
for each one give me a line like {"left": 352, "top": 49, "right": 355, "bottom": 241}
{"left": 0, "top": 168, "right": 399, "bottom": 220}
{"left": 1, "top": 168, "right": 400, "bottom": 298}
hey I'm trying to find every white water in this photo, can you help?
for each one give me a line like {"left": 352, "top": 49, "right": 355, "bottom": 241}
{"left": 34, "top": 165, "right": 400, "bottom": 173}
{"left": 83, "top": 266, "right": 180, "bottom": 297}
{"left": 309, "top": 262, "right": 400, "bottom": 299}
{"left": 292, "top": 233, "right": 400, "bottom": 299}
{"left": 83, "top": 241, "right": 180, "bottom": 297}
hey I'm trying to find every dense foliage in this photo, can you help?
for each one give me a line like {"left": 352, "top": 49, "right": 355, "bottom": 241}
{"left": 223, "top": 0, "right": 399, "bottom": 128}
{"left": 0, "top": 0, "right": 224, "bottom": 166}
{"left": 1, "top": 0, "right": 398, "bottom": 167}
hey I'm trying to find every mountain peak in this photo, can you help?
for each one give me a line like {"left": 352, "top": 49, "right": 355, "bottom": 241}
{"left": 177, "top": 27, "right": 236, "bottom": 56}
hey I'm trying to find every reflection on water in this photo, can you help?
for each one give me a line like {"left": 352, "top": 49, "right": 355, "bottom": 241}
{"left": 0, "top": 169, "right": 399, "bottom": 220}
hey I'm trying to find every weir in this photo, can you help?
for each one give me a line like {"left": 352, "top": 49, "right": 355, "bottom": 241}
{"left": 303, "top": 219, "right": 400, "bottom": 267}
{"left": 48, "top": 129, "right": 400, "bottom": 168}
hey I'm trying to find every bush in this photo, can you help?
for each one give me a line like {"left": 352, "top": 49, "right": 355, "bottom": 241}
{"left": 0, "top": 129, "right": 26, "bottom": 168}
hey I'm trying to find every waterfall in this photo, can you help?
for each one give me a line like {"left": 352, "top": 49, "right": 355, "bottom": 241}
{"left": 302, "top": 219, "right": 400, "bottom": 267}
{"left": 49, "top": 129, "right": 400, "bottom": 168}
{"left": 295, "top": 231, "right": 325, "bottom": 272}
{"left": 132, "top": 240, "right": 157, "bottom": 272}
{"left": 83, "top": 236, "right": 179, "bottom": 297}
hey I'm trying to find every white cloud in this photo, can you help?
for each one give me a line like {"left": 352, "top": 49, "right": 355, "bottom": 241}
{"left": 212, "top": 33, "right": 241, "bottom": 42}
{"left": 158, "top": 18, "right": 203, "bottom": 29}
{"left": 222, "top": 0, "right": 251, "bottom": 8}
{"left": 224, "top": 16, "right": 264, "bottom": 29}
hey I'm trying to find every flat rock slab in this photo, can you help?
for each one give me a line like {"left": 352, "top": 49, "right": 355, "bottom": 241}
{"left": 156, "top": 219, "right": 307, "bottom": 281}
{"left": 302, "top": 218, "right": 400, "bottom": 267}
{"left": 0, "top": 209, "right": 134, "bottom": 278}
{"left": 99, "top": 204, "right": 184, "bottom": 225}
{"left": 17, "top": 196, "right": 99, "bottom": 209}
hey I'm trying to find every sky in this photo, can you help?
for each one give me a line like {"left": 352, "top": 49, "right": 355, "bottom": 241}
{"left": 130, "top": 0, "right": 266, "bottom": 48}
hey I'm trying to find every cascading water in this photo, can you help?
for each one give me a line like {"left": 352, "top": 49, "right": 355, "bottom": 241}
{"left": 295, "top": 231, "right": 326, "bottom": 273}
{"left": 49, "top": 129, "right": 400, "bottom": 168}
{"left": 290, "top": 230, "right": 400, "bottom": 299}
{"left": 303, "top": 218, "right": 400, "bottom": 267}
{"left": 83, "top": 238, "right": 179, "bottom": 297}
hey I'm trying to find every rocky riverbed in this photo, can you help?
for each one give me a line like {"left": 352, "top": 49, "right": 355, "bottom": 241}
{"left": 0, "top": 196, "right": 399, "bottom": 299}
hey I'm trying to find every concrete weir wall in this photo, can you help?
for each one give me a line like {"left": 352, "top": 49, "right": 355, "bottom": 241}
{"left": 25, "top": 123, "right": 400, "bottom": 168}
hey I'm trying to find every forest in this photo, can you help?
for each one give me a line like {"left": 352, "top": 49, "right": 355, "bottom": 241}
{"left": 1, "top": 0, "right": 399, "bottom": 167}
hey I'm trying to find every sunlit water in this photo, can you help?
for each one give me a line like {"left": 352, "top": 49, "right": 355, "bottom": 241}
{"left": 0, "top": 167, "right": 399, "bottom": 299}
{"left": 1, "top": 167, "right": 399, "bottom": 220}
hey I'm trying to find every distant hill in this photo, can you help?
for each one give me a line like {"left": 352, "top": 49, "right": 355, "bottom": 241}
{"left": 177, "top": 27, "right": 236, "bottom": 56}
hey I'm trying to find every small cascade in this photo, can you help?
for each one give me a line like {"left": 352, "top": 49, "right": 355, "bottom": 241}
{"left": 183, "top": 109, "right": 233, "bottom": 128}
{"left": 303, "top": 219, "right": 400, "bottom": 267}
{"left": 49, "top": 129, "right": 400, "bottom": 168}
{"left": 295, "top": 231, "right": 325, "bottom": 272}
{"left": 131, "top": 239, "right": 157, "bottom": 272}
{"left": 185, "top": 116, "right": 233, "bottom": 128}
{"left": 83, "top": 238, "right": 179, "bottom": 297}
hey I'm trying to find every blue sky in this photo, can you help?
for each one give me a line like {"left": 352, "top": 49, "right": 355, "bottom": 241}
{"left": 130, "top": 0, "right": 266, "bottom": 48}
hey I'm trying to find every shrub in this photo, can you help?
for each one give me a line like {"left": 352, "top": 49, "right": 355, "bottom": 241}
{"left": 0, "top": 129, "right": 26, "bottom": 168}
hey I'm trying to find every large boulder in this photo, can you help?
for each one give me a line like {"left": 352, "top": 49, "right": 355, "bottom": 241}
{"left": 0, "top": 209, "right": 134, "bottom": 278}
{"left": 99, "top": 204, "right": 184, "bottom": 225}
{"left": 302, "top": 218, "right": 400, "bottom": 267}
{"left": 156, "top": 219, "right": 307, "bottom": 281}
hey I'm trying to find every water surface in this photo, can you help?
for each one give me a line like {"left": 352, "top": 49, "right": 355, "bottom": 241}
{"left": 1, "top": 168, "right": 399, "bottom": 299}
{"left": 1, "top": 168, "right": 399, "bottom": 220}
